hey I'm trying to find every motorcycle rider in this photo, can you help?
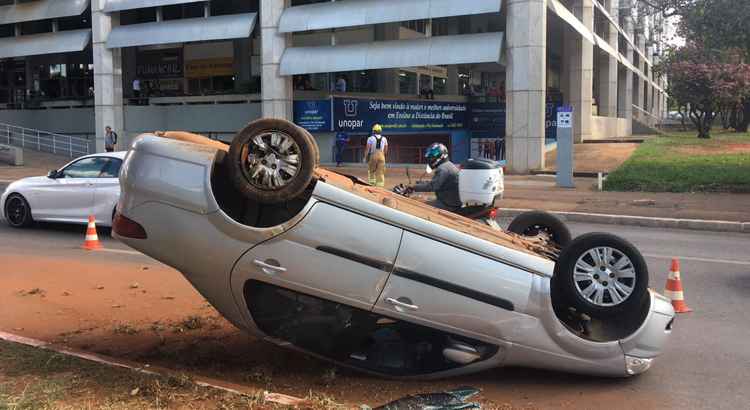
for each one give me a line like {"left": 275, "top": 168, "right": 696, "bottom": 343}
{"left": 397, "top": 143, "right": 462, "bottom": 211}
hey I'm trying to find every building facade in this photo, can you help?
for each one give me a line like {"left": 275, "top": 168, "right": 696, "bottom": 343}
{"left": 0, "top": 0, "right": 667, "bottom": 173}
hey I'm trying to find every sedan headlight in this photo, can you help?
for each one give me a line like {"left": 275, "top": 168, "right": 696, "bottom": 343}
{"left": 625, "top": 355, "right": 653, "bottom": 375}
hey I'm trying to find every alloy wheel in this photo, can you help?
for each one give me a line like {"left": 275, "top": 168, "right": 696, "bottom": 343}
{"left": 240, "top": 131, "right": 302, "bottom": 190}
{"left": 573, "top": 246, "right": 636, "bottom": 307}
{"left": 6, "top": 196, "right": 27, "bottom": 227}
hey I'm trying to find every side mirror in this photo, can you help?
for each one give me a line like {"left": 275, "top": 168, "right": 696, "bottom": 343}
{"left": 47, "top": 170, "right": 59, "bottom": 179}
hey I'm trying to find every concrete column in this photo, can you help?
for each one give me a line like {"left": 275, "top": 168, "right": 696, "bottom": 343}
{"left": 91, "top": 0, "right": 124, "bottom": 152}
{"left": 568, "top": 0, "right": 594, "bottom": 142}
{"left": 635, "top": 33, "right": 645, "bottom": 111}
{"left": 260, "top": 0, "right": 292, "bottom": 119}
{"left": 617, "top": 17, "right": 633, "bottom": 135}
{"left": 596, "top": 2, "right": 618, "bottom": 117}
{"left": 505, "top": 0, "right": 547, "bottom": 173}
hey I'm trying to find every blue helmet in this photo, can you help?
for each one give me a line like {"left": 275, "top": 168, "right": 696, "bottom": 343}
{"left": 424, "top": 143, "right": 449, "bottom": 168}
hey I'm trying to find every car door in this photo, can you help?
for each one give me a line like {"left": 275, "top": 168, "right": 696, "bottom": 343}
{"left": 232, "top": 201, "right": 403, "bottom": 313}
{"left": 90, "top": 157, "right": 122, "bottom": 225}
{"left": 29, "top": 157, "right": 108, "bottom": 222}
{"left": 373, "top": 231, "right": 534, "bottom": 342}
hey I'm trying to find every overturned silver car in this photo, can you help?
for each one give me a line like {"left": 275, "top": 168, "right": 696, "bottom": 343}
{"left": 114, "top": 119, "right": 674, "bottom": 379}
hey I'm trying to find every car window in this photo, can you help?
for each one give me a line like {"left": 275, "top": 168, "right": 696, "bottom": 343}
{"left": 60, "top": 157, "right": 109, "bottom": 178}
{"left": 100, "top": 158, "right": 123, "bottom": 178}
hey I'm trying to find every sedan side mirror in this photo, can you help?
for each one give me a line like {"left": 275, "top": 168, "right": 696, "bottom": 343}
{"left": 47, "top": 170, "right": 59, "bottom": 179}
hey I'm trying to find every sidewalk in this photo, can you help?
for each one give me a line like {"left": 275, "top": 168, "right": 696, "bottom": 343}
{"left": 0, "top": 150, "right": 70, "bottom": 182}
{"left": 4, "top": 149, "right": 747, "bottom": 226}
{"left": 335, "top": 166, "right": 750, "bottom": 223}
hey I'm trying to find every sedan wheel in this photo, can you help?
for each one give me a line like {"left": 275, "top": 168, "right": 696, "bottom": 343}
{"left": 553, "top": 232, "right": 648, "bottom": 318}
{"left": 4, "top": 194, "right": 33, "bottom": 228}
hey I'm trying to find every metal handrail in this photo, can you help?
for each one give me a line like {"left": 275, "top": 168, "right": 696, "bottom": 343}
{"left": 0, "top": 122, "right": 90, "bottom": 158}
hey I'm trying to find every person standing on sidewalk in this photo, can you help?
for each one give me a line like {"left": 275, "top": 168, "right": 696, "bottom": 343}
{"left": 334, "top": 131, "right": 349, "bottom": 167}
{"left": 104, "top": 126, "right": 118, "bottom": 152}
{"left": 366, "top": 124, "right": 388, "bottom": 187}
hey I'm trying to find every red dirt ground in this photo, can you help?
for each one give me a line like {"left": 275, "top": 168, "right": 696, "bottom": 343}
{"left": 674, "top": 142, "right": 750, "bottom": 155}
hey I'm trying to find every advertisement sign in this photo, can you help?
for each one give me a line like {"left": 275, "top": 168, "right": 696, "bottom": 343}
{"left": 468, "top": 102, "right": 506, "bottom": 135}
{"left": 185, "top": 58, "right": 234, "bottom": 79}
{"left": 136, "top": 49, "right": 183, "bottom": 79}
{"left": 333, "top": 97, "right": 467, "bottom": 133}
{"left": 293, "top": 100, "right": 331, "bottom": 132}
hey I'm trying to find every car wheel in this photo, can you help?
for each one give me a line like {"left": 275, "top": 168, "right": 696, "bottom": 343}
{"left": 507, "top": 211, "right": 572, "bottom": 248}
{"left": 4, "top": 193, "right": 33, "bottom": 228}
{"left": 553, "top": 232, "right": 649, "bottom": 319}
{"left": 228, "top": 118, "right": 319, "bottom": 204}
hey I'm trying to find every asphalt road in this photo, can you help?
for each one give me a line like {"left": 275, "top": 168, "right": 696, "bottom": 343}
{"left": 0, "top": 197, "right": 748, "bottom": 408}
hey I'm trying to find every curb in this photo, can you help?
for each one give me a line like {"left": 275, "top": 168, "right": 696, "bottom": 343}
{"left": 500, "top": 208, "right": 750, "bottom": 234}
{"left": 529, "top": 170, "right": 606, "bottom": 178}
{"left": 0, "top": 330, "right": 307, "bottom": 406}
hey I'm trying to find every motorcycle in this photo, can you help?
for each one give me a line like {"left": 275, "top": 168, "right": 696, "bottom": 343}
{"left": 394, "top": 159, "right": 572, "bottom": 252}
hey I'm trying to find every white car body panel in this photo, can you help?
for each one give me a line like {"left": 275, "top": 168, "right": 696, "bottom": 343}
{"left": 1, "top": 152, "right": 126, "bottom": 227}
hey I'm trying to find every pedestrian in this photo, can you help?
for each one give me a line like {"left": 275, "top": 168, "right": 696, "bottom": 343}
{"left": 494, "top": 137, "right": 504, "bottom": 161}
{"left": 334, "top": 131, "right": 349, "bottom": 167}
{"left": 366, "top": 124, "right": 388, "bottom": 187}
{"left": 335, "top": 75, "right": 347, "bottom": 93}
{"left": 104, "top": 126, "right": 118, "bottom": 152}
{"left": 132, "top": 78, "right": 141, "bottom": 98}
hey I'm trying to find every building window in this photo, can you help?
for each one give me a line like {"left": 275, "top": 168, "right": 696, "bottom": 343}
{"left": 121, "top": 7, "right": 157, "bottom": 25}
{"left": 20, "top": 20, "right": 52, "bottom": 35}
{"left": 211, "top": 0, "right": 256, "bottom": 17}
{"left": 0, "top": 24, "right": 13, "bottom": 38}
{"left": 433, "top": 77, "right": 447, "bottom": 95}
{"left": 399, "top": 70, "right": 417, "bottom": 94}
{"left": 58, "top": 7, "right": 91, "bottom": 30}
{"left": 401, "top": 20, "right": 427, "bottom": 34}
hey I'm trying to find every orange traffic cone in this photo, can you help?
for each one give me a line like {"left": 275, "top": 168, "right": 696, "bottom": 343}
{"left": 82, "top": 215, "right": 102, "bottom": 250}
{"left": 664, "top": 258, "right": 692, "bottom": 313}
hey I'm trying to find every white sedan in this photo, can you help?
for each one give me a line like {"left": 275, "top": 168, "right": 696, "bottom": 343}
{"left": 1, "top": 152, "right": 126, "bottom": 228}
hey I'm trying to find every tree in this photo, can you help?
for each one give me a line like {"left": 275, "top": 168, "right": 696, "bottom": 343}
{"left": 676, "top": 0, "right": 750, "bottom": 131}
{"left": 660, "top": 44, "right": 750, "bottom": 138}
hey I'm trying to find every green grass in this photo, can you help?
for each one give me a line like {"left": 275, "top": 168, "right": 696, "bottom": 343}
{"left": 603, "top": 131, "right": 750, "bottom": 192}
{"left": 0, "top": 340, "right": 269, "bottom": 409}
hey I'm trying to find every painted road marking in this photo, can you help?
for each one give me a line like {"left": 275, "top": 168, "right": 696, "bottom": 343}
{"left": 94, "top": 248, "right": 143, "bottom": 256}
{"left": 644, "top": 253, "right": 750, "bottom": 266}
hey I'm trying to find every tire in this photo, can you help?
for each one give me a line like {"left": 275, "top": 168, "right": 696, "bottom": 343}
{"left": 507, "top": 211, "right": 572, "bottom": 248}
{"left": 553, "top": 232, "right": 649, "bottom": 319}
{"left": 228, "top": 118, "right": 319, "bottom": 204}
{"left": 4, "top": 193, "right": 33, "bottom": 228}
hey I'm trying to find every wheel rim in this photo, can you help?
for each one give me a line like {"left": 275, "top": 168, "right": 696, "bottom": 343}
{"left": 6, "top": 197, "right": 27, "bottom": 226}
{"left": 573, "top": 246, "right": 636, "bottom": 307}
{"left": 239, "top": 130, "right": 301, "bottom": 190}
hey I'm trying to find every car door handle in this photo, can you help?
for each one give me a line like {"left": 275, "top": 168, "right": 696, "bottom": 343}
{"left": 386, "top": 297, "right": 419, "bottom": 311}
{"left": 253, "top": 259, "right": 287, "bottom": 274}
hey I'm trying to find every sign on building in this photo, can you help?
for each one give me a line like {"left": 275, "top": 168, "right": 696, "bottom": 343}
{"left": 135, "top": 49, "right": 183, "bottom": 79}
{"left": 293, "top": 100, "right": 332, "bottom": 132}
{"left": 333, "top": 97, "right": 467, "bottom": 133}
